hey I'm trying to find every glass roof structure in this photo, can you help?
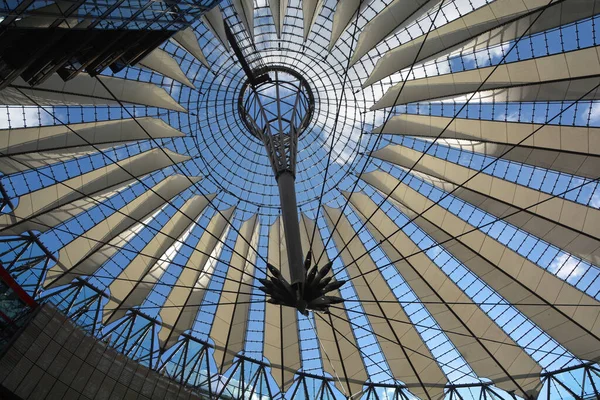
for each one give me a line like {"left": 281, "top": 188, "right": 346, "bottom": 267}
{"left": 2, "top": 0, "right": 600, "bottom": 399}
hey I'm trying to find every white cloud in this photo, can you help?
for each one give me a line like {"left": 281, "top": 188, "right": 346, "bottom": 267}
{"left": 0, "top": 106, "right": 53, "bottom": 129}
{"left": 315, "top": 96, "right": 363, "bottom": 165}
{"left": 549, "top": 253, "right": 585, "bottom": 280}
{"left": 427, "top": 245, "right": 444, "bottom": 260}
{"left": 310, "top": 67, "right": 365, "bottom": 166}
{"left": 417, "top": 60, "right": 451, "bottom": 78}
{"left": 462, "top": 42, "right": 510, "bottom": 67}
{"left": 394, "top": 59, "right": 451, "bottom": 82}
{"left": 381, "top": 387, "right": 396, "bottom": 400}
{"left": 580, "top": 102, "right": 600, "bottom": 124}
{"left": 591, "top": 192, "right": 600, "bottom": 208}
{"left": 496, "top": 111, "right": 520, "bottom": 122}
{"left": 162, "top": 77, "right": 182, "bottom": 101}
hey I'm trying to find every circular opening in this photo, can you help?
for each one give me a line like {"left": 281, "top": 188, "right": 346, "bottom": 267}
{"left": 238, "top": 66, "right": 315, "bottom": 140}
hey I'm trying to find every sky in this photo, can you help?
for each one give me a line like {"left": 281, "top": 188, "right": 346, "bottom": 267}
{"left": 1, "top": 0, "right": 600, "bottom": 399}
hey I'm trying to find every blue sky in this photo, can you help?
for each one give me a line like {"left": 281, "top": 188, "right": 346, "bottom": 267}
{"left": 2, "top": 0, "right": 600, "bottom": 399}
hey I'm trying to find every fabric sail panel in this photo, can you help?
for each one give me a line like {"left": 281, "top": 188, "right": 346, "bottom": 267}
{"left": 233, "top": 0, "right": 255, "bottom": 40}
{"left": 269, "top": 0, "right": 288, "bottom": 38}
{"left": 172, "top": 27, "right": 209, "bottom": 68}
{"left": 0, "top": 117, "right": 184, "bottom": 173}
{"left": 102, "top": 195, "right": 213, "bottom": 324}
{"left": 345, "top": 191, "right": 542, "bottom": 398}
{"left": 139, "top": 48, "right": 194, "bottom": 88}
{"left": 302, "top": 0, "right": 324, "bottom": 41}
{"left": 363, "top": 0, "right": 588, "bottom": 86}
{"left": 264, "top": 217, "right": 301, "bottom": 391}
{"left": 329, "top": 0, "right": 361, "bottom": 50}
{"left": 202, "top": 5, "right": 230, "bottom": 51}
{"left": 298, "top": 214, "right": 368, "bottom": 398}
{"left": 372, "top": 46, "right": 600, "bottom": 109}
{"left": 406, "top": 168, "right": 600, "bottom": 268}
{"left": 323, "top": 205, "right": 447, "bottom": 400}
{"left": 372, "top": 144, "right": 600, "bottom": 243}
{"left": 158, "top": 206, "right": 236, "bottom": 350}
{"left": 1, "top": 75, "right": 186, "bottom": 112}
{"left": 210, "top": 215, "right": 259, "bottom": 372}
{"left": 44, "top": 176, "right": 202, "bottom": 288}
{"left": 372, "top": 114, "right": 600, "bottom": 179}
{"left": 0, "top": 148, "right": 190, "bottom": 235}
{"left": 362, "top": 169, "right": 600, "bottom": 362}
{"left": 349, "top": 0, "right": 435, "bottom": 66}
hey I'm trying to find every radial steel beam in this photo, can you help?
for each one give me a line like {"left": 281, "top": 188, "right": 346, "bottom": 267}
{"left": 239, "top": 67, "right": 314, "bottom": 289}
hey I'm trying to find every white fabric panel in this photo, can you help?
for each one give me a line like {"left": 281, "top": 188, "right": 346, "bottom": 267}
{"left": 211, "top": 215, "right": 259, "bottom": 372}
{"left": 0, "top": 143, "right": 115, "bottom": 175}
{"left": 329, "top": 0, "right": 362, "bottom": 50}
{"left": 430, "top": 138, "right": 597, "bottom": 179}
{"left": 323, "top": 206, "right": 447, "bottom": 400}
{"left": 373, "top": 114, "right": 600, "bottom": 178}
{"left": 172, "top": 27, "right": 209, "bottom": 68}
{"left": 233, "top": 0, "right": 255, "bottom": 40}
{"left": 364, "top": 0, "right": 572, "bottom": 86}
{"left": 303, "top": 0, "right": 324, "bottom": 41}
{"left": 375, "top": 114, "right": 600, "bottom": 156}
{"left": 1, "top": 75, "right": 186, "bottom": 112}
{"left": 268, "top": 217, "right": 292, "bottom": 282}
{"left": 139, "top": 48, "right": 194, "bottom": 88}
{"left": 346, "top": 192, "right": 541, "bottom": 398}
{"left": 371, "top": 77, "right": 600, "bottom": 110}
{"left": 298, "top": 214, "right": 329, "bottom": 268}
{"left": 457, "top": 77, "right": 600, "bottom": 105}
{"left": 202, "top": 5, "right": 230, "bottom": 50}
{"left": 362, "top": 169, "right": 600, "bottom": 361}
{"left": 349, "top": 0, "right": 435, "bottom": 66}
{"left": 451, "top": 0, "right": 599, "bottom": 57}
{"left": 264, "top": 217, "right": 301, "bottom": 391}
{"left": 410, "top": 169, "right": 600, "bottom": 268}
{"left": 0, "top": 117, "right": 184, "bottom": 173}
{"left": 102, "top": 195, "right": 211, "bottom": 323}
{"left": 299, "top": 214, "right": 368, "bottom": 397}
{"left": 158, "top": 207, "right": 236, "bottom": 350}
{"left": 372, "top": 46, "right": 600, "bottom": 109}
{"left": 44, "top": 175, "right": 201, "bottom": 288}
{"left": 373, "top": 144, "right": 600, "bottom": 242}
{"left": 0, "top": 148, "right": 190, "bottom": 235}
{"left": 270, "top": 0, "right": 289, "bottom": 38}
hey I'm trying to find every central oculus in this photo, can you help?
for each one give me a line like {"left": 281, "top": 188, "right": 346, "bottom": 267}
{"left": 239, "top": 66, "right": 314, "bottom": 145}
{"left": 239, "top": 67, "right": 344, "bottom": 314}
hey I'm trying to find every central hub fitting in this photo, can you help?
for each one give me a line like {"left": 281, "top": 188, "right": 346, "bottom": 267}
{"left": 239, "top": 66, "right": 315, "bottom": 150}
{"left": 238, "top": 66, "right": 312, "bottom": 286}
{"left": 239, "top": 67, "right": 344, "bottom": 313}
{"left": 259, "top": 252, "right": 346, "bottom": 316}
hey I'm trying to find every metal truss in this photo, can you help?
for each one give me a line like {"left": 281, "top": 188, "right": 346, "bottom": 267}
{"left": 213, "top": 355, "right": 276, "bottom": 399}
{"left": 157, "top": 333, "right": 214, "bottom": 395}
{"left": 7, "top": 260, "right": 600, "bottom": 400}
{"left": 1, "top": 2, "right": 600, "bottom": 398}
{"left": 1, "top": 167, "right": 599, "bottom": 400}
{"left": 539, "top": 363, "right": 600, "bottom": 400}
{"left": 0, "top": 187, "right": 57, "bottom": 298}
{"left": 287, "top": 372, "right": 339, "bottom": 400}
{"left": 0, "top": 167, "right": 598, "bottom": 400}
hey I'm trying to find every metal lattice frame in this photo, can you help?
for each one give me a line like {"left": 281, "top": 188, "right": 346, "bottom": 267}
{"left": 1, "top": 0, "right": 600, "bottom": 399}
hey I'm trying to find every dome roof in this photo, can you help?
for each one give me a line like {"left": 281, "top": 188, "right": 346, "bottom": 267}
{"left": 2, "top": 0, "right": 600, "bottom": 399}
